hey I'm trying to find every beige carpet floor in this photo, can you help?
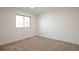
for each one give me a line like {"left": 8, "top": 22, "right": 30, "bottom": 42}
{"left": 0, "top": 36, "right": 79, "bottom": 51}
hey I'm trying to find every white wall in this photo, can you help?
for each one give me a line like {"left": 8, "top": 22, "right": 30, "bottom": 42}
{"left": 0, "top": 8, "right": 37, "bottom": 45}
{"left": 0, "top": 10, "right": 2, "bottom": 40}
{"left": 0, "top": 8, "right": 16, "bottom": 45}
{"left": 38, "top": 8, "right": 79, "bottom": 44}
{"left": 78, "top": 12, "right": 79, "bottom": 40}
{"left": 16, "top": 10, "right": 37, "bottom": 40}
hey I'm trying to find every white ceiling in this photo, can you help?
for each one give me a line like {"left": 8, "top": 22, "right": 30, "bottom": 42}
{"left": 16, "top": 7, "right": 58, "bottom": 14}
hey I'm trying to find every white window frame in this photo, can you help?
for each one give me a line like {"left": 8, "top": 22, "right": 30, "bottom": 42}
{"left": 16, "top": 14, "right": 31, "bottom": 28}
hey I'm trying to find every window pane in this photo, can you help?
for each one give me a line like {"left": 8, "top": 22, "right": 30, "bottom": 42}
{"left": 16, "top": 15, "right": 23, "bottom": 28}
{"left": 24, "top": 17, "right": 30, "bottom": 27}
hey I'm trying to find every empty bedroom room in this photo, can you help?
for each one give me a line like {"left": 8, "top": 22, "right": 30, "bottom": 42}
{"left": 0, "top": 7, "right": 79, "bottom": 51}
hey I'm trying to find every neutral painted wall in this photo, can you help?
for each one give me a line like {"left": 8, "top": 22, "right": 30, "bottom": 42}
{"left": 0, "top": 8, "right": 16, "bottom": 45}
{"left": 0, "top": 10, "right": 2, "bottom": 40}
{"left": 78, "top": 13, "right": 79, "bottom": 40}
{"left": 38, "top": 8, "right": 79, "bottom": 44}
{"left": 0, "top": 8, "right": 37, "bottom": 45}
{"left": 16, "top": 10, "right": 37, "bottom": 40}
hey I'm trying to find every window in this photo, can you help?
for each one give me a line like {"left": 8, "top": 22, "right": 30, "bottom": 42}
{"left": 16, "top": 15, "right": 31, "bottom": 28}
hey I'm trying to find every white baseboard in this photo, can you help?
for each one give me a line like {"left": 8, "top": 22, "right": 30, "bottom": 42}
{"left": 38, "top": 34, "right": 79, "bottom": 45}
{"left": 0, "top": 34, "right": 79, "bottom": 46}
{"left": 0, "top": 35, "right": 36, "bottom": 46}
